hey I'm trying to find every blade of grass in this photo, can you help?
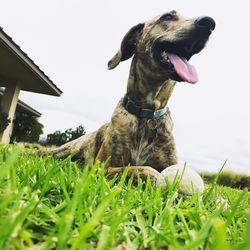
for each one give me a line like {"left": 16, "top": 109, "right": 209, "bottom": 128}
{"left": 70, "top": 187, "right": 121, "bottom": 250}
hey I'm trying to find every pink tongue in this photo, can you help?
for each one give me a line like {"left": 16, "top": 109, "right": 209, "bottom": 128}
{"left": 167, "top": 53, "right": 198, "bottom": 84}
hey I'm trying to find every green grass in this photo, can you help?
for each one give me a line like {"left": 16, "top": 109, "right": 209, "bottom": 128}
{"left": 202, "top": 171, "right": 250, "bottom": 191}
{"left": 0, "top": 144, "right": 250, "bottom": 250}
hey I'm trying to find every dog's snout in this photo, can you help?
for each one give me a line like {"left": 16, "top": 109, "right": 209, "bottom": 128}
{"left": 195, "top": 16, "right": 216, "bottom": 31}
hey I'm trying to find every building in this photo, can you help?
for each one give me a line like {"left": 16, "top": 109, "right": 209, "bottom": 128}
{"left": 0, "top": 27, "right": 62, "bottom": 143}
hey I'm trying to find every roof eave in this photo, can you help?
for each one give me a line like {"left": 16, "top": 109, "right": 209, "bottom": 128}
{"left": 0, "top": 27, "right": 63, "bottom": 96}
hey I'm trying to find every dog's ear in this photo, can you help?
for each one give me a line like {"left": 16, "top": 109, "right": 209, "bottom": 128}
{"left": 108, "top": 23, "right": 145, "bottom": 70}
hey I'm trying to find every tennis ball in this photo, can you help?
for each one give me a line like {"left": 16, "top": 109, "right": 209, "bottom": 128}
{"left": 156, "top": 164, "right": 204, "bottom": 195}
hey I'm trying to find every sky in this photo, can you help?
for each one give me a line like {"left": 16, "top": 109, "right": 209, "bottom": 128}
{"left": 1, "top": 0, "right": 250, "bottom": 174}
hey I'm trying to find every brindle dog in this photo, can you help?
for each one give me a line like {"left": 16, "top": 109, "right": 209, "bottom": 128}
{"left": 46, "top": 11, "right": 215, "bottom": 181}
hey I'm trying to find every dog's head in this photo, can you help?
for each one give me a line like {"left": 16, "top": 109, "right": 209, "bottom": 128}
{"left": 108, "top": 11, "right": 215, "bottom": 84}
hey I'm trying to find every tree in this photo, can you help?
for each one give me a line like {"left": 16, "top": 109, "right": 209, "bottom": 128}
{"left": 45, "top": 125, "right": 86, "bottom": 146}
{"left": 0, "top": 110, "right": 10, "bottom": 133}
{"left": 11, "top": 113, "right": 44, "bottom": 143}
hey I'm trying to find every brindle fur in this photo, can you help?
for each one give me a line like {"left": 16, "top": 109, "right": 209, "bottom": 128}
{"left": 43, "top": 11, "right": 214, "bottom": 182}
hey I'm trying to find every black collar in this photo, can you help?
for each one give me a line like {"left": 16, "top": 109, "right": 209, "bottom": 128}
{"left": 122, "top": 95, "right": 167, "bottom": 119}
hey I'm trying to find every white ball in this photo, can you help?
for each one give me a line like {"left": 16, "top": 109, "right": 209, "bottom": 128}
{"left": 156, "top": 164, "right": 204, "bottom": 195}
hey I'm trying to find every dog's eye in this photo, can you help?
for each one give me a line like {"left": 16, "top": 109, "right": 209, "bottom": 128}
{"left": 160, "top": 13, "right": 174, "bottom": 21}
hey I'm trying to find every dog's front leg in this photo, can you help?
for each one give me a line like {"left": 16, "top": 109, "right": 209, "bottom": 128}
{"left": 105, "top": 166, "right": 160, "bottom": 184}
{"left": 96, "top": 143, "right": 160, "bottom": 184}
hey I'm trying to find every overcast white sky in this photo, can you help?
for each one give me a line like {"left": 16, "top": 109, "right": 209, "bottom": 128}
{"left": 1, "top": 0, "right": 250, "bottom": 174}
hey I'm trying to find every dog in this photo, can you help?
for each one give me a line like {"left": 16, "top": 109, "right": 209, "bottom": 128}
{"left": 46, "top": 11, "right": 215, "bottom": 182}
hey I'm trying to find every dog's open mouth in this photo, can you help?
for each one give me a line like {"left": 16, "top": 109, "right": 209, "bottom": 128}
{"left": 159, "top": 50, "right": 198, "bottom": 84}
{"left": 154, "top": 39, "right": 209, "bottom": 84}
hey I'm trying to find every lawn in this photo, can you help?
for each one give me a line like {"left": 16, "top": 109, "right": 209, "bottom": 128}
{"left": 0, "top": 144, "right": 249, "bottom": 250}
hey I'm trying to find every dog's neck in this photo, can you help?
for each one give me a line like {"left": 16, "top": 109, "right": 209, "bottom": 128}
{"left": 126, "top": 56, "right": 176, "bottom": 110}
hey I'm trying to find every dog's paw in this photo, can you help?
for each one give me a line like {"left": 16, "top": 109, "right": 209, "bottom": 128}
{"left": 156, "top": 164, "right": 204, "bottom": 195}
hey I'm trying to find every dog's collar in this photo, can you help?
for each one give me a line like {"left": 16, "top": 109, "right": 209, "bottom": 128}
{"left": 122, "top": 96, "right": 167, "bottom": 119}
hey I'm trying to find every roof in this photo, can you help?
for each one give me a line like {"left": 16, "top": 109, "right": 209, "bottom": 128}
{"left": 0, "top": 88, "right": 41, "bottom": 117}
{"left": 0, "top": 27, "right": 62, "bottom": 96}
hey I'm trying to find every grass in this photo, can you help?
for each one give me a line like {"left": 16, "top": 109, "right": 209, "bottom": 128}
{"left": 0, "top": 144, "right": 250, "bottom": 249}
{"left": 202, "top": 171, "right": 250, "bottom": 191}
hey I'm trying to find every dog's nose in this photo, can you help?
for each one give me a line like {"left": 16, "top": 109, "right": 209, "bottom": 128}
{"left": 195, "top": 16, "right": 216, "bottom": 31}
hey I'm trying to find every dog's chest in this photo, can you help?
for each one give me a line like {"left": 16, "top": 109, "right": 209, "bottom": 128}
{"left": 130, "top": 119, "right": 168, "bottom": 165}
{"left": 110, "top": 103, "right": 174, "bottom": 168}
